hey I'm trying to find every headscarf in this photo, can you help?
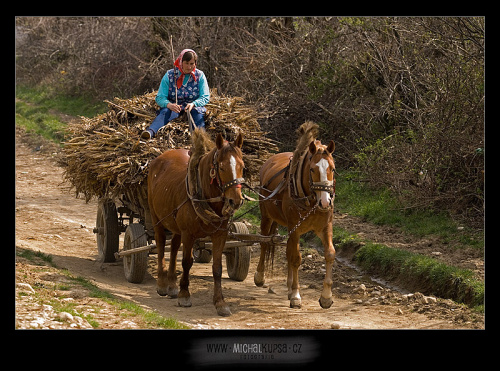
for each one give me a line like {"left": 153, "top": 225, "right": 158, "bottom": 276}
{"left": 173, "top": 49, "right": 198, "bottom": 89}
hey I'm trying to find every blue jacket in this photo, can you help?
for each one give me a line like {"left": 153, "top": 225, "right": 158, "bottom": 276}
{"left": 155, "top": 68, "right": 210, "bottom": 110}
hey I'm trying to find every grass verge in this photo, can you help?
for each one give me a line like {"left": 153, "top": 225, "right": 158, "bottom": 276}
{"left": 332, "top": 227, "right": 484, "bottom": 310}
{"left": 16, "top": 247, "right": 189, "bottom": 329}
{"left": 355, "top": 243, "right": 484, "bottom": 308}
{"left": 15, "top": 84, "right": 107, "bottom": 144}
{"left": 16, "top": 84, "right": 107, "bottom": 118}
{"left": 16, "top": 99, "right": 67, "bottom": 144}
{"left": 335, "top": 172, "right": 484, "bottom": 250}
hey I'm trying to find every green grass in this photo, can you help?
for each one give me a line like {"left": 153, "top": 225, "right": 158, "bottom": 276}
{"left": 16, "top": 84, "right": 107, "bottom": 144}
{"left": 335, "top": 172, "right": 484, "bottom": 250}
{"left": 114, "top": 300, "right": 189, "bottom": 329}
{"left": 353, "top": 242, "right": 484, "bottom": 309}
{"left": 16, "top": 84, "right": 107, "bottom": 118}
{"left": 16, "top": 248, "right": 55, "bottom": 266}
{"left": 233, "top": 190, "right": 262, "bottom": 232}
{"left": 16, "top": 99, "right": 67, "bottom": 143}
{"left": 17, "top": 247, "right": 189, "bottom": 329}
{"left": 331, "top": 172, "right": 484, "bottom": 310}
{"left": 330, "top": 227, "right": 484, "bottom": 310}
{"left": 59, "top": 270, "right": 189, "bottom": 329}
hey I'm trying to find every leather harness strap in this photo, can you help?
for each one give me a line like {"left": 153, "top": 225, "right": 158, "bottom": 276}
{"left": 186, "top": 147, "right": 246, "bottom": 225}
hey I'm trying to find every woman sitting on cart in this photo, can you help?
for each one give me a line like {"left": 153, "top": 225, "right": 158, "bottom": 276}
{"left": 141, "top": 48, "right": 210, "bottom": 139}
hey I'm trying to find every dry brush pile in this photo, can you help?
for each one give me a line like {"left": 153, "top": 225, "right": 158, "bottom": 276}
{"left": 60, "top": 89, "right": 279, "bottom": 202}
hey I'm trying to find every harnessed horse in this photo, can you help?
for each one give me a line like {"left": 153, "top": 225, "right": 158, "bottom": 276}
{"left": 255, "top": 121, "right": 336, "bottom": 309}
{"left": 147, "top": 129, "right": 245, "bottom": 316}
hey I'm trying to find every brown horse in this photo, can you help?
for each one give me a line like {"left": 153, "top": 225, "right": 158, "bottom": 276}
{"left": 255, "top": 121, "right": 336, "bottom": 309}
{"left": 147, "top": 129, "right": 244, "bottom": 316}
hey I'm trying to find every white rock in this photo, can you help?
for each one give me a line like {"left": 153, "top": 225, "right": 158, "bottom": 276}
{"left": 29, "top": 320, "right": 42, "bottom": 328}
{"left": 73, "top": 316, "right": 93, "bottom": 329}
{"left": 58, "top": 312, "right": 74, "bottom": 322}
{"left": 16, "top": 282, "right": 35, "bottom": 294}
{"left": 413, "top": 292, "right": 428, "bottom": 304}
{"left": 42, "top": 304, "right": 54, "bottom": 312}
{"left": 425, "top": 296, "right": 437, "bottom": 304}
{"left": 331, "top": 322, "right": 341, "bottom": 329}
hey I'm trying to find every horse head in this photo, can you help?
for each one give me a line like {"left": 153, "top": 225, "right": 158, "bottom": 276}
{"left": 214, "top": 133, "right": 245, "bottom": 216}
{"left": 308, "top": 139, "right": 336, "bottom": 211}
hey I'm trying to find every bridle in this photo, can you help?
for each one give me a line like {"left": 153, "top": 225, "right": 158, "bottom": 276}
{"left": 209, "top": 147, "right": 245, "bottom": 194}
{"left": 309, "top": 171, "right": 335, "bottom": 196}
{"left": 308, "top": 156, "right": 336, "bottom": 210}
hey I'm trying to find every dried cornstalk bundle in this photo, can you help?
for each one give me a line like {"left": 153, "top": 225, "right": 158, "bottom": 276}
{"left": 60, "top": 89, "right": 279, "bottom": 202}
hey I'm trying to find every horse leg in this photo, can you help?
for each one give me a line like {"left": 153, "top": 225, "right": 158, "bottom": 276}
{"left": 317, "top": 224, "right": 335, "bottom": 309}
{"left": 177, "top": 234, "right": 194, "bottom": 307}
{"left": 155, "top": 224, "right": 169, "bottom": 296}
{"left": 286, "top": 232, "right": 302, "bottom": 308}
{"left": 211, "top": 233, "right": 231, "bottom": 316}
{"left": 165, "top": 233, "right": 181, "bottom": 298}
{"left": 254, "top": 215, "right": 277, "bottom": 287}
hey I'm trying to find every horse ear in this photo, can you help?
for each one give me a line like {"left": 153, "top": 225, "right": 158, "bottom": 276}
{"left": 309, "top": 140, "right": 317, "bottom": 155}
{"left": 234, "top": 133, "right": 243, "bottom": 148}
{"left": 216, "top": 133, "right": 225, "bottom": 150}
{"left": 327, "top": 140, "right": 335, "bottom": 154}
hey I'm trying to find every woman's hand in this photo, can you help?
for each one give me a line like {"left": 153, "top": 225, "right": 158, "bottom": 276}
{"left": 185, "top": 103, "right": 195, "bottom": 112}
{"left": 167, "top": 102, "right": 182, "bottom": 113}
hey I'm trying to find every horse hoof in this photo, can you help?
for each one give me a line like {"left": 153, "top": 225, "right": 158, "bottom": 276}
{"left": 216, "top": 304, "right": 232, "bottom": 317}
{"left": 157, "top": 287, "right": 169, "bottom": 296}
{"left": 319, "top": 296, "right": 333, "bottom": 309}
{"left": 290, "top": 298, "right": 302, "bottom": 309}
{"left": 167, "top": 286, "right": 179, "bottom": 298}
{"left": 254, "top": 271, "right": 265, "bottom": 287}
{"left": 178, "top": 297, "right": 192, "bottom": 307}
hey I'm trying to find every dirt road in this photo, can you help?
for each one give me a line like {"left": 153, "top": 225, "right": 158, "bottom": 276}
{"left": 15, "top": 133, "right": 483, "bottom": 329}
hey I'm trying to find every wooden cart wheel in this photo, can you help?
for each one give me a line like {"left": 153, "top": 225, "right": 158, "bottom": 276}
{"left": 226, "top": 222, "right": 251, "bottom": 281}
{"left": 123, "top": 223, "right": 149, "bottom": 284}
{"left": 96, "top": 198, "right": 119, "bottom": 263}
{"left": 193, "top": 240, "right": 212, "bottom": 263}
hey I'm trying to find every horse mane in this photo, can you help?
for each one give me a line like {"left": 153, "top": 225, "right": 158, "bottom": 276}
{"left": 291, "top": 121, "right": 319, "bottom": 172}
{"left": 188, "top": 129, "right": 215, "bottom": 197}
{"left": 190, "top": 128, "right": 215, "bottom": 164}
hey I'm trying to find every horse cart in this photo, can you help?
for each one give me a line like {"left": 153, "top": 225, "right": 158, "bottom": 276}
{"left": 92, "top": 185, "right": 263, "bottom": 284}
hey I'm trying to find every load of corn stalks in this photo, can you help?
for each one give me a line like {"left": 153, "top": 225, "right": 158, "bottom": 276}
{"left": 60, "top": 89, "right": 279, "bottom": 202}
